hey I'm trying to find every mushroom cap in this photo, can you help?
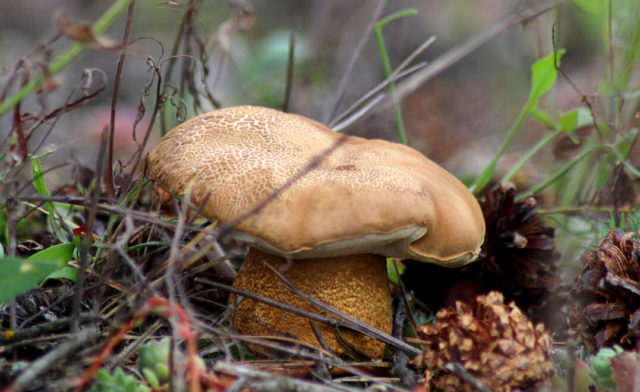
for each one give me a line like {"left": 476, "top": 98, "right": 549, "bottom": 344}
{"left": 147, "top": 106, "right": 485, "bottom": 266}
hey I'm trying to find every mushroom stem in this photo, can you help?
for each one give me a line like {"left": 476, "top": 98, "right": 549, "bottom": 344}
{"left": 229, "top": 248, "right": 392, "bottom": 358}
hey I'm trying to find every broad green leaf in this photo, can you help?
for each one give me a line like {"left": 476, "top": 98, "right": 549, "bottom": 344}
{"left": 0, "top": 257, "right": 58, "bottom": 303}
{"left": 0, "top": 242, "right": 75, "bottom": 303}
{"left": 557, "top": 110, "right": 578, "bottom": 133}
{"left": 42, "top": 265, "right": 78, "bottom": 284}
{"left": 558, "top": 106, "right": 593, "bottom": 133}
{"left": 528, "top": 49, "right": 565, "bottom": 109}
{"left": 27, "top": 242, "right": 74, "bottom": 269}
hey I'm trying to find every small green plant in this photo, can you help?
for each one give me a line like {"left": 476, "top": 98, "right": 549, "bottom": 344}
{"left": 588, "top": 346, "right": 624, "bottom": 390}
{"left": 137, "top": 338, "right": 171, "bottom": 389}
{"left": 89, "top": 337, "right": 206, "bottom": 392}
{"left": 88, "top": 367, "right": 150, "bottom": 392}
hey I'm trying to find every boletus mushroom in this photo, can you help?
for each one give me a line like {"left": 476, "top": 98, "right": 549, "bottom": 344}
{"left": 147, "top": 106, "right": 485, "bottom": 358}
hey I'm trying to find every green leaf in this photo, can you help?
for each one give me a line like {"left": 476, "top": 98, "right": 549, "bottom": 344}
{"left": 42, "top": 265, "right": 78, "bottom": 284}
{"left": 96, "top": 369, "right": 112, "bottom": 383}
{"left": 142, "top": 368, "right": 160, "bottom": 390}
{"left": 558, "top": 106, "right": 593, "bottom": 133}
{"left": 114, "top": 367, "right": 126, "bottom": 385}
{"left": 32, "top": 158, "right": 55, "bottom": 217}
{"left": 32, "top": 158, "right": 69, "bottom": 241}
{"left": 136, "top": 385, "right": 151, "bottom": 392}
{"left": 31, "top": 158, "right": 50, "bottom": 197}
{"left": 0, "top": 257, "right": 58, "bottom": 304}
{"left": 386, "top": 258, "right": 405, "bottom": 285}
{"left": 27, "top": 242, "right": 75, "bottom": 269}
{"left": 528, "top": 49, "right": 565, "bottom": 109}
{"left": 0, "top": 242, "right": 75, "bottom": 304}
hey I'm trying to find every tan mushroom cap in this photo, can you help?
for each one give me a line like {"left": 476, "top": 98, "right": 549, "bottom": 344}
{"left": 147, "top": 105, "right": 485, "bottom": 266}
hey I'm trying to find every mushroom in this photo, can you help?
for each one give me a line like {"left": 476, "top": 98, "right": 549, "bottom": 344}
{"left": 147, "top": 106, "right": 485, "bottom": 358}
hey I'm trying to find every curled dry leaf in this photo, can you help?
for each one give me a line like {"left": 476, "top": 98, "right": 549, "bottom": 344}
{"left": 54, "top": 10, "right": 119, "bottom": 49}
{"left": 414, "top": 291, "right": 554, "bottom": 392}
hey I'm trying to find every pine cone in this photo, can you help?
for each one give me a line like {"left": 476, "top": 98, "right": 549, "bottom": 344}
{"left": 568, "top": 228, "right": 640, "bottom": 352}
{"left": 414, "top": 291, "right": 554, "bottom": 392}
{"left": 403, "top": 182, "right": 559, "bottom": 319}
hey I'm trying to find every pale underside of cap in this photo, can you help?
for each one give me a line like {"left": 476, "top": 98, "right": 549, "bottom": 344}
{"left": 147, "top": 106, "right": 485, "bottom": 267}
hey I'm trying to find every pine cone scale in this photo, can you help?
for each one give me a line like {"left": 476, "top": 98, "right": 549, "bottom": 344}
{"left": 584, "top": 302, "right": 629, "bottom": 322}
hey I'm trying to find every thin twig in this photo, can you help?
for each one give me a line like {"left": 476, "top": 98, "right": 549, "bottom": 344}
{"left": 4, "top": 327, "right": 98, "bottom": 392}
{"left": 282, "top": 32, "right": 295, "bottom": 113}
{"left": 329, "top": 35, "right": 435, "bottom": 129}
{"left": 392, "top": 259, "right": 417, "bottom": 336}
{"left": 393, "top": 1, "right": 563, "bottom": 104}
{"left": 213, "top": 362, "right": 346, "bottom": 392}
{"left": 72, "top": 127, "right": 108, "bottom": 333}
{"left": 323, "top": 0, "right": 387, "bottom": 123}
{"left": 199, "top": 328, "right": 403, "bottom": 391}
{"left": 106, "top": 0, "right": 136, "bottom": 198}
{"left": 0, "top": 315, "right": 101, "bottom": 348}
{"left": 444, "top": 362, "right": 492, "bottom": 392}
{"left": 0, "top": 0, "right": 133, "bottom": 117}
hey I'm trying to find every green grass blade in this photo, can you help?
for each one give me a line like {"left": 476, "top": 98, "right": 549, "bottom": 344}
{"left": 374, "top": 8, "right": 418, "bottom": 145}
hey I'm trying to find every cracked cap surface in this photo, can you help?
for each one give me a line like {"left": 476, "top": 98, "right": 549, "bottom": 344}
{"left": 147, "top": 105, "right": 485, "bottom": 266}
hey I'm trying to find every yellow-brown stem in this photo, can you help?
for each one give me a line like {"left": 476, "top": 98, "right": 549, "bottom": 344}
{"left": 229, "top": 247, "right": 392, "bottom": 358}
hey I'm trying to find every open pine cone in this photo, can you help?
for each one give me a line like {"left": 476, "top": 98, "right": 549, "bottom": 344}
{"left": 568, "top": 228, "right": 640, "bottom": 352}
{"left": 403, "top": 182, "right": 559, "bottom": 319}
{"left": 414, "top": 291, "right": 554, "bottom": 391}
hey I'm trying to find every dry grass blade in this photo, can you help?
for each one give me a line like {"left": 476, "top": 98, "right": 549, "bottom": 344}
{"left": 105, "top": 0, "right": 136, "bottom": 198}
{"left": 214, "top": 362, "right": 349, "bottom": 392}
{"left": 323, "top": 0, "right": 388, "bottom": 123}
{"left": 329, "top": 36, "right": 435, "bottom": 130}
